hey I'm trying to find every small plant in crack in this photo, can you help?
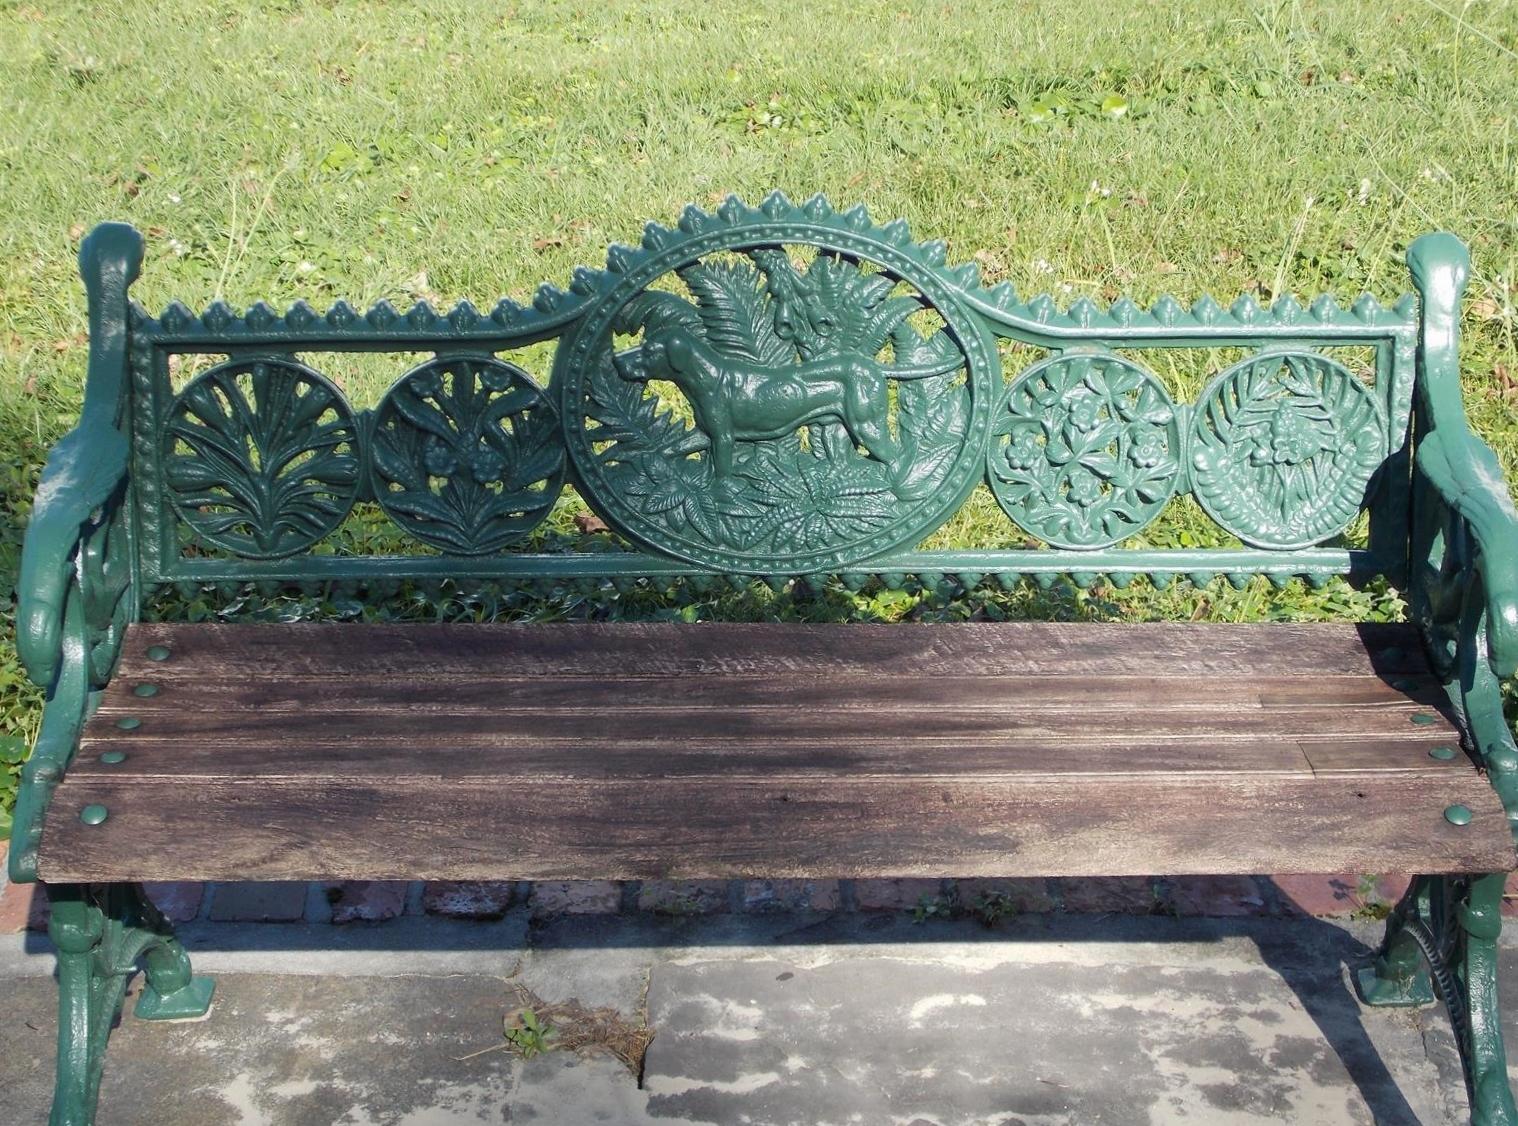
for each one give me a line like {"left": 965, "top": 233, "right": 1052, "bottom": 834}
{"left": 1349, "top": 875, "right": 1394, "bottom": 921}
{"left": 456, "top": 983, "right": 654, "bottom": 1077}
{"left": 504, "top": 1008, "right": 555, "bottom": 1059}
{"left": 912, "top": 893, "right": 955, "bottom": 923}
{"left": 969, "top": 889, "right": 1019, "bottom": 928}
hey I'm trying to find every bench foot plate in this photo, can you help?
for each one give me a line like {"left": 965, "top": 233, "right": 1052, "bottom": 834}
{"left": 1355, "top": 961, "right": 1436, "bottom": 1007}
{"left": 135, "top": 975, "right": 214, "bottom": 1021}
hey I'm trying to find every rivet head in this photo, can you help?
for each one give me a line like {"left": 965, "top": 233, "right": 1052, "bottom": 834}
{"left": 99, "top": 750, "right": 126, "bottom": 765}
{"left": 146, "top": 645, "right": 171, "bottom": 661}
{"left": 80, "top": 804, "right": 109, "bottom": 826}
{"left": 115, "top": 717, "right": 141, "bottom": 731}
{"left": 1445, "top": 804, "right": 1473, "bottom": 826}
{"left": 1429, "top": 746, "right": 1457, "bottom": 761}
{"left": 1411, "top": 713, "right": 1437, "bottom": 726}
{"left": 133, "top": 683, "right": 160, "bottom": 698}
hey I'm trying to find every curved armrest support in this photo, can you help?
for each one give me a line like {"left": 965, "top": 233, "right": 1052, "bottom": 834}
{"left": 1407, "top": 232, "right": 1518, "bottom": 677}
{"left": 17, "top": 222, "right": 142, "bottom": 689}
{"left": 1416, "top": 430, "right": 1518, "bottom": 677}
{"left": 17, "top": 428, "right": 129, "bottom": 687}
{"left": 6, "top": 639, "right": 90, "bottom": 884}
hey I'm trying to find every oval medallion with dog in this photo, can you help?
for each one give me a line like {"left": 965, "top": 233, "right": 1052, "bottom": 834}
{"left": 555, "top": 209, "right": 998, "bottom": 574}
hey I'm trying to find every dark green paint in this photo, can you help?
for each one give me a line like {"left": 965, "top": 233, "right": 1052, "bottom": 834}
{"left": 989, "top": 352, "right": 1181, "bottom": 548}
{"left": 1360, "top": 874, "right": 1517, "bottom": 1124}
{"left": 1190, "top": 350, "right": 1386, "bottom": 549}
{"left": 555, "top": 208, "right": 995, "bottom": 572}
{"left": 131, "top": 683, "right": 158, "bottom": 697}
{"left": 164, "top": 358, "right": 361, "bottom": 558}
{"left": 78, "top": 806, "right": 108, "bottom": 826}
{"left": 12, "top": 203, "right": 1518, "bottom": 1125}
{"left": 1447, "top": 804, "right": 1475, "bottom": 826}
{"left": 371, "top": 355, "right": 565, "bottom": 554}
{"left": 46, "top": 884, "right": 213, "bottom": 1126}
{"left": 115, "top": 193, "right": 1420, "bottom": 585}
{"left": 97, "top": 751, "right": 126, "bottom": 765}
{"left": 1432, "top": 746, "right": 1458, "bottom": 761}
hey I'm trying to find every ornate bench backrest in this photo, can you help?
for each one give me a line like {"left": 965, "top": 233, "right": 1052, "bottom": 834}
{"left": 86, "top": 193, "right": 1439, "bottom": 603}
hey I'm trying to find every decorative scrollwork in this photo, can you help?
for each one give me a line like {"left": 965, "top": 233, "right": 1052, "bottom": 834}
{"left": 371, "top": 356, "right": 565, "bottom": 554}
{"left": 163, "top": 358, "right": 360, "bottom": 558}
{"left": 1191, "top": 351, "right": 1385, "bottom": 549}
{"left": 556, "top": 215, "right": 996, "bottom": 573}
{"left": 988, "top": 352, "right": 1181, "bottom": 549}
{"left": 77, "top": 483, "right": 133, "bottom": 687}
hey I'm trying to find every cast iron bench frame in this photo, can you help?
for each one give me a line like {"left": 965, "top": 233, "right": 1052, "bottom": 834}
{"left": 13, "top": 195, "right": 1518, "bottom": 1123}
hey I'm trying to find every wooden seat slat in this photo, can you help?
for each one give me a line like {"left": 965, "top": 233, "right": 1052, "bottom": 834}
{"left": 77, "top": 705, "right": 1455, "bottom": 747}
{"left": 39, "top": 773, "right": 1512, "bottom": 883}
{"left": 60, "top": 737, "right": 1460, "bottom": 781}
{"left": 90, "top": 674, "right": 1447, "bottom": 716}
{"left": 108, "top": 621, "right": 1437, "bottom": 681}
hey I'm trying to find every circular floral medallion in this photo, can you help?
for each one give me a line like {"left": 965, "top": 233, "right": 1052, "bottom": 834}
{"left": 1191, "top": 351, "right": 1386, "bottom": 549}
{"left": 555, "top": 220, "right": 997, "bottom": 574}
{"left": 371, "top": 356, "right": 565, "bottom": 554}
{"left": 987, "top": 352, "right": 1182, "bottom": 549}
{"left": 163, "top": 358, "right": 360, "bottom": 558}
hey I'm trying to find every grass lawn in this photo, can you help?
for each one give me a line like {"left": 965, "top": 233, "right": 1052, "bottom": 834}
{"left": 2, "top": 0, "right": 1517, "bottom": 831}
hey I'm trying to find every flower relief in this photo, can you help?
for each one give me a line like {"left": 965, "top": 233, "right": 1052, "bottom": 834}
{"left": 1252, "top": 399, "right": 1331, "bottom": 467}
{"left": 1189, "top": 351, "right": 1385, "bottom": 549}
{"left": 370, "top": 356, "right": 566, "bottom": 555}
{"left": 988, "top": 352, "right": 1182, "bottom": 548}
{"left": 163, "top": 358, "right": 361, "bottom": 559}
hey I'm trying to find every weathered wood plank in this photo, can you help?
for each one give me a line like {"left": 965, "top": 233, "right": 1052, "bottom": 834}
{"left": 79, "top": 705, "right": 1456, "bottom": 754}
{"left": 93, "top": 674, "right": 1447, "bottom": 716}
{"left": 61, "top": 735, "right": 1462, "bottom": 782}
{"left": 39, "top": 773, "right": 1513, "bottom": 882}
{"left": 1299, "top": 739, "right": 1470, "bottom": 773}
{"left": 110, "top": 621, "right": 1436, "bottom": 681}
{"left": 69, "top": 735, "right": 1327, "bottom": 781}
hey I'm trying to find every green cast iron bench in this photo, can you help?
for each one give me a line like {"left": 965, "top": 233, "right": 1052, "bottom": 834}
{"left": 14, "top": 195, "right": 1518, "bottom": 1123}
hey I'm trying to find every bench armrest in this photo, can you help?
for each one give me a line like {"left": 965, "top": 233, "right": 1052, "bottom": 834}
{"left": 1407, "top": 233, "right": 1518, "bottom": 678}
{"left": 1406, "top": 234, "right": 1518, "bottom": 839}
{"left": 17, "top": 224, "right": 141, "bottom": 689}
{"left": 9, "top": 224, "right": 141, "bottom": 884}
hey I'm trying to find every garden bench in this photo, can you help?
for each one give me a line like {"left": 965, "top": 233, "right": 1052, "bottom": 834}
{"left": 13, "top": 194, "right": 1518, "bottom": 1124}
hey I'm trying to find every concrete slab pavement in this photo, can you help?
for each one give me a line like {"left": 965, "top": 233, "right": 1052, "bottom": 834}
{"left": 0, "top": 912, "right": 1503, "bottom": 1124}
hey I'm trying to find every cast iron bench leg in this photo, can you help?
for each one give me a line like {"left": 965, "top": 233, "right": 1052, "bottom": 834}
{"left": 1360, "top": 873, "right": 1518, "bottom": 1124}
{"left": 46, "top": 883, "right": 214, "bottom": 1126}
